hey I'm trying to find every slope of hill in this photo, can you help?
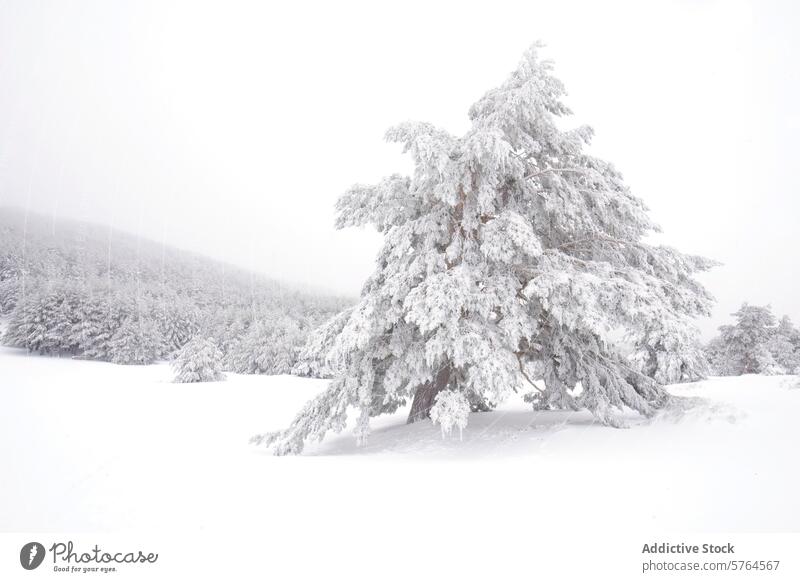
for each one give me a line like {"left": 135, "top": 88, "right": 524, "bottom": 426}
{"left": 0, "top": 207, "right": 351, "bottom": 371}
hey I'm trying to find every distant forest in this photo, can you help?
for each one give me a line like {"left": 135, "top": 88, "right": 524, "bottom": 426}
{"left": 0, "top": 207, "right": 351, "bottom": 373}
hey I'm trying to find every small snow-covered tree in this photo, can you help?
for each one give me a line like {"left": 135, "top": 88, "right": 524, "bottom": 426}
{"left": 768, "top": 315, "right": 800, "bottom": 374}
{"left": 47, "top": 283, "right": 82, "bottom": 355}
{"left": 79, "top": 290, "right": 130, "bottom": 360}
{"left": 172, "top": 337, "right": 225, "bottom": 383}
{"left": 0, "top": 252, "right": 21, "bottom": 315}
{"left": 707, "top": 304, "right": 780, "bottom": 375}
{"left": 629, "top": 321, "right": 708, "bottom": 384}
{"left": 777, "top": 316, "right": 800, "bottom": 344}
{"left": 109, "top": 316, "right": 162, "bottom": 365}
{"left": 704, "top": 336, "right": 736, "bottom": 376}
{"left": 705, "top": 304, "right": 800, "bottom": 375}
{"left": 157, "top": 293, "right": 200, "bottom": 356}
{"left": 0, "top": 277, "right": 19, "bottom": 316}
{"left": 768, "top": 334, "right": 799, "bottom": 374}
{"left": 3, "top": 282, "right": 69, "bottom": 354}
{"left": 225, "top": 315, "right": 303, "bottom": 375}
{"left": 252, "top": 44, "right": 715, "bottom": 455}
{"left": 3, "top": 290, "right": 34, "bottom": 351}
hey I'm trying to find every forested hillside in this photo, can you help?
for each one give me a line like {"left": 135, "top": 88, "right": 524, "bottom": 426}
{"left": 0, "top": 207, "right": 351, "bottom": 372}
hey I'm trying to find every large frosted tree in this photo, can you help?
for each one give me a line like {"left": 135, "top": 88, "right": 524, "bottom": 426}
{"left": 254, "top": 45, "right": 714, "bottom": 455}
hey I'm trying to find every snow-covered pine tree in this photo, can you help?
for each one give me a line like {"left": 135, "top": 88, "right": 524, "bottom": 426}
{"left": 68, "top": 289, "right": 103, "bottom": 357}
{"left": 703, "top": 335, "right": 736, "bottom": 376}
{"left": 776, "top": 315, "right": 799, "bottom": 343}
{"left": 172, "top": 336, "right": 225, "bottom": 383}
{"left": 79, "top": 288, "right": 130, "bottom": 361}
{"left": 157, "top": 293, "right": 200, "bottom": 356}
{"left": 0, "top": 277, "right": 19, "bottom": 316}
{"left": 108, "top": 315, "right": 162, "bottom": 365}
{"left": 252, "top": 44, "right": 715, "bottom": 454}
{"left": 3, "top": 288, "right": 46, "bottom": 352}
{"left": 3, "top": 282, "right": 67, "bottom": 354}
{"left": 768, "top": 334, "right": 799, "bottom": 374}
{"left": 47, "top": 286, "right": 76, "bottom": 355}
{"left": 707, "top": 303, "right": 780, "bottom": 375}
{"left": 0, "top": 252, "right": 21, "bottom": 315}
{"left": 226, "top": 315, "right": 303, "bottom": 375}
{"left": 628, "top": 321, "right": 709, "bottom": 384}
{"left": 771, "top": 315, "right": 800, "bottom": 374}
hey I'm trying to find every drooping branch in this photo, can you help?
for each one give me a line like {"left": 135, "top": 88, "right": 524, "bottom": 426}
{"left": 515, "top": 351, "right": 544, "bottom": 393}
{"left": 524, "top": 167, "right": 585, "bottom": 180}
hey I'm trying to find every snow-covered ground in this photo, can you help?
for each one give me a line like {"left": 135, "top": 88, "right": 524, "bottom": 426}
{"left": 3, "top": 345, "right": 799, "bottom": 531}
{"left": 2, "top": 346, "right": 799, "bottom": 579}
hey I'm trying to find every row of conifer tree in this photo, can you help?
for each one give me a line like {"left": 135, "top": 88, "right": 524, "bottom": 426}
{"left": 0, "top": 208, "right": 349, "bottom": 374}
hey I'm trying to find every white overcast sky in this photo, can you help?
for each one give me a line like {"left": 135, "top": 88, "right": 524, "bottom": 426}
{"left": 0, "top": 0, "right": 797, "bottom": 337}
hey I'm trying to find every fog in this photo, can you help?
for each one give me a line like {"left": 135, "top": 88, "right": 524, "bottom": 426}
{"left": 0, "top": 0, "right": 797, "bottom": 336}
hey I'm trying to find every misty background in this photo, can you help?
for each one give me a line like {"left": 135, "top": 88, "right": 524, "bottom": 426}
{"left": 0, "top": 0, "right": 797, "bottom": 337}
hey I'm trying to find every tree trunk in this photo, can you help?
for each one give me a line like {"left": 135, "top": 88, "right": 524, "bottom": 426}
{"left": 407, "top": 365, "right": 451, "bottom": 424}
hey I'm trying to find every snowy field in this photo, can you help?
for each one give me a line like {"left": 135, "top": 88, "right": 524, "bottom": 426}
{"left": 3, "top": 345, "right": 799, "bottom": 532}
{"left": 2, "top": 346, "right": 800, "bottom": 579}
